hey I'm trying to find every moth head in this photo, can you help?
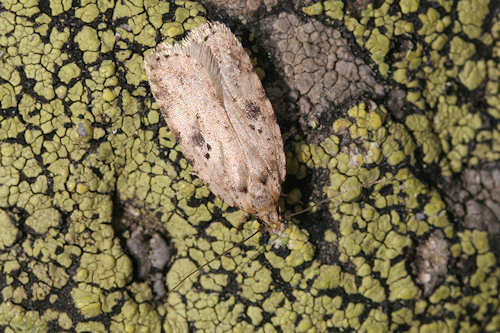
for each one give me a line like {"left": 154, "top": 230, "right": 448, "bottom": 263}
{"left": 260, "top": 206, "right": 285, "bottom": 234}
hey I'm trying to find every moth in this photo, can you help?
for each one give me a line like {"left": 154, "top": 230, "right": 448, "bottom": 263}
{"left": 144, "top": 22, "right": 286, "bottom": 233}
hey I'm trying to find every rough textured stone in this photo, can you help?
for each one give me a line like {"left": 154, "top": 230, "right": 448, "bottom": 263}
{"left": 255, "top": 12, "right": 384, "bottom": 136}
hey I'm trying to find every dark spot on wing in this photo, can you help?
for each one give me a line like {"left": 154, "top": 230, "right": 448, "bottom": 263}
{"left": 204, "top": 153, "right": 210, "bottom": 159}
{"left": 191, "top": 131, "right": 205, "bottom": 147}
{"left": 259, "top": 173, "right": 268, "bottom": 185}
{"left": 249, "top": 124, "right": 255, "bottom": 130}
{"left": 171, "top": 128, "right": 181, "bottom": 144}
{"left": 238, "top": 184, "right": 248, "bottom": 193}
{"left": 206, "top": 143, "right": 211, "bottom": 151}
{"left": 245, "top": 102, "right": 261, "bottom": 119}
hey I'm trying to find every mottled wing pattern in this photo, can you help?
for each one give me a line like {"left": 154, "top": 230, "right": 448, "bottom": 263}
{"left": 145, "top": 45, "right": 244, "bottom": 208}
{"left": 191, "top": 24, "right": 286, "bottom": 218}
{"left": 144, "top": 22, "right": 286, "bottom": 229}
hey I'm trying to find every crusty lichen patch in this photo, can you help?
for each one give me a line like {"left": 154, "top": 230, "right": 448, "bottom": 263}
{"left": 298, "top": 101, "right": 499, "bottom": 330}
{"left": 255, "top": 11, "right": 385, "bottom": 136}
{"left": 0, "top": 0, "right": 499, "bottom": 332}
{"left": 322, "top": 0, "right": 500, "bottom": 176}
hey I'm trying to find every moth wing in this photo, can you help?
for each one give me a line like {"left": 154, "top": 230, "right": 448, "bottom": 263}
{"left": 144, "top": 42, "right": 250, "bottom": 209}
{"left": 197, "top": 23, "right": 287, "bottom": 215}
{"left": 145, "top": 22, "right": 286, "bottom": 222}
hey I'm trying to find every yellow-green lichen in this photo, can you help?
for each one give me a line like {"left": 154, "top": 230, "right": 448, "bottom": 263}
{"left": 0, "top": 210, "right": 19, "bottom": 249}
{"left": 324, "top": 0, "right": 344, "bottom": 20}
{"left": 302, "top": 2, "right": 324, "bottom": 16}
{"left": 457, "top": 0, "right": 490, "bottom": 39}
{"left": 0, "top": 302, "right": 48, "bottom": 333}
{"left": 1, "top": 0, "right": 499, "bottom": 331}
{"left": 333, "top": 0, "right": 499, "bottom": 175}
{"left": 459, "top": 59, "right": 487, "bottom": 90}
{"left": 365, "top": 29, "right": 390, "bottom": 75}
{"left": 400, "top": 0, "right": 420, "bottom": 14}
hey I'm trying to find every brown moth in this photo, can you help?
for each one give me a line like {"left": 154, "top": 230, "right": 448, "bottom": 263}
{"left": 144, "top": 22, "right": 286, "bottom": 233}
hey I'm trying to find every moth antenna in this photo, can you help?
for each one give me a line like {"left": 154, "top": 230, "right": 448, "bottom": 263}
{"left": 284, "top": 177, "right": 390, "bottom": 219}
{"left": 168, "top": 177, "right": 390, "bottom": 296}
{"left": 168, "top": 225, "right": 264, "bottom": 295}
{"left": 284, "top": 197, "right": 332, "bottom": 219}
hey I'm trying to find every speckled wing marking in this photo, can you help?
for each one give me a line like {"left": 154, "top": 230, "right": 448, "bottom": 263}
{"left": 144, "top": 22, "right": 286, "bottom": 232}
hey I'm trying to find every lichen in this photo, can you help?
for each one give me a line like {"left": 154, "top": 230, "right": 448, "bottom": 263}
{"left": 0, "top": 0, "right": 499, "bottom": 331}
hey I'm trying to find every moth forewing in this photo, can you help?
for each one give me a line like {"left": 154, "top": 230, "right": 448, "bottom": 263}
{"left": 144, "top": 22, "right": 286, "bottom": 233}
